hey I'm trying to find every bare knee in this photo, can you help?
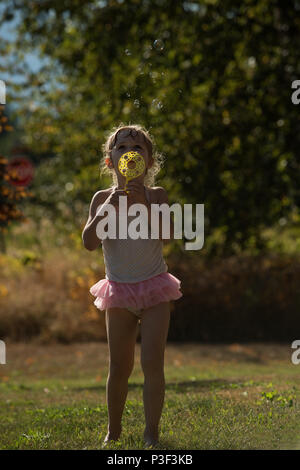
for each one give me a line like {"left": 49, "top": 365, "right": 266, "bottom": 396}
{"left": 109, "top": 360, "right": 134, "bottom": 380}
{"left": 141, "top": 355, "right": 164, "bottom": 379}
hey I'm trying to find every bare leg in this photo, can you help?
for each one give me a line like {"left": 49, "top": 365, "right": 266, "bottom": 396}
{"left": 140, "top": 301, "right": 170, "bottom": 446}
{"left": 104, "top": 307, "right": 139, "bottom": 443}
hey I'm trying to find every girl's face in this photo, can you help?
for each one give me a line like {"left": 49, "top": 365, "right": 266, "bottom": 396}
{"left": 110, "top": 129, "right": 154, "bottom": 183}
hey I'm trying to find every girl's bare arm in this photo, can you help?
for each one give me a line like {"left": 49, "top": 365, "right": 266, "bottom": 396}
{"left": 82, "top": 190, "right": 111, "bottom": 251}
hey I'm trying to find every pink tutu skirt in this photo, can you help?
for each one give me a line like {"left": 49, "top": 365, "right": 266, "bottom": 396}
{"left": 89, "top": 272, "right": 183, "bottom": 311}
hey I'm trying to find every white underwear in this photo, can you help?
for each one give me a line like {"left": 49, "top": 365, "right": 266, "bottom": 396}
{"left": 126, "top": 306, "right": 144, "bottom": 318}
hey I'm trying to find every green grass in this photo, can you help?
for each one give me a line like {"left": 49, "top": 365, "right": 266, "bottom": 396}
{"left": 0, "top": 342, "right": 300, "bottom": 450}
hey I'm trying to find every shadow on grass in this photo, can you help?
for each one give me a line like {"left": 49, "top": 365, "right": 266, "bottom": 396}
{"left": 72, "top": 378, "right": 243, "bottom": 393}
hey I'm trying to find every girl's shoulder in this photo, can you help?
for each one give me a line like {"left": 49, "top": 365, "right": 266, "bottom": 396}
{"left": 146, "top": 186, "right": 168, "bottom": 204}
{"left": 90, "top": 187, "right": 113, "bottom": 209}
{"left": 145, "top": 185, "right": 160, "bottom": 203}
{"left": 93, "top": 187, "right": 113, "bottom": 198}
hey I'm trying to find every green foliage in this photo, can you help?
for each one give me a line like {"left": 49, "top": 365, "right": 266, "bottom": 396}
{"left": 1, "top": 0, "right": 300, "bottom": 254}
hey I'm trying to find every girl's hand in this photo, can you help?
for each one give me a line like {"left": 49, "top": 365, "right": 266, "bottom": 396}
{"left": 126, "top": 180, "right": 147, "bottom": 205}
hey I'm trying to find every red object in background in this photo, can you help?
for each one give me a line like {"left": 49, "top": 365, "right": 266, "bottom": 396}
{"left": 6, "top": 156, "right": 34, "bottom": 187}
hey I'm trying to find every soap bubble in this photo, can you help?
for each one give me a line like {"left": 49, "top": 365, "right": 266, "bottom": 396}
{"left": 151, "top": 99, "right": 163, "bottom": 110}
{"left": 198, "top": 5, "right": 207, "bottom": 16}
{"left": 137, "top": 63, "right": 144, "bottom": 75}
{"left": 65, "top": 182, "right": 74, "bottom": 191}
{"left": 153, "top": 39, "right": 164, "bottom": 51}
{"left": 247, "top": 56, "right": 256, "bottom": 68}
{"left": 143, "top": 45, "right": 152, "bottom": 59}
{"left": 150, "top": 71, "right": 159, "bottom": 83}
{"left": 279, "top": 217, "right": 287, "bottom": 226}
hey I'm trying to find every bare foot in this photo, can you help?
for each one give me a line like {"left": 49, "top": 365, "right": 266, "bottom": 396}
{"left": 143, "top": 431, "right": 159, "bottom": 448}
{"left": 102, "top": 430, "right": 121, "bottom": 448}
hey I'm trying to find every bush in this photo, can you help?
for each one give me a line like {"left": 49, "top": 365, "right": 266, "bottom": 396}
{"left": 168, "top": 253, "right": 300, "bottom": 342}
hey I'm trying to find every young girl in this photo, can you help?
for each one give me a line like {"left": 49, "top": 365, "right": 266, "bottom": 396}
{"left": 82, "top": 123, "right": 183, "bottom": 448}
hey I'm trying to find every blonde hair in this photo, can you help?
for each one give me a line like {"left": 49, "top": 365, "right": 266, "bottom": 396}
{"left": 99, "top": 122, "right": 165, "bottom": 187}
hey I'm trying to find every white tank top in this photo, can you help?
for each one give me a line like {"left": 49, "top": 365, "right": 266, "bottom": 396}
{"left": 101, "top": 186, "right": 168, "bottom": 283}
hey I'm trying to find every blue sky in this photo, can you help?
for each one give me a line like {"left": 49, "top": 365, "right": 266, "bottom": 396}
{"left": 0, "top": 7, "right": 43, "bottom": 81}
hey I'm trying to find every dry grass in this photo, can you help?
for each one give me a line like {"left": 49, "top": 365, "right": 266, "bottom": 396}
{"left": 1, "top": 218, "right": 300, "bottom": 343}
{"left": 0, "top": 241, "right": 107, "bottom": 343}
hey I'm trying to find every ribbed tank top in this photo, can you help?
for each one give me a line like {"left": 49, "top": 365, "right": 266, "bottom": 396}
{"left": 101, "top": 186, "right": 168, "bottom": 283}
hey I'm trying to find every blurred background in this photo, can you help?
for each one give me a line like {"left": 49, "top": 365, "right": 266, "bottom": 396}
{"left": 0, "top": 0, "right": 299, "bottom": 344}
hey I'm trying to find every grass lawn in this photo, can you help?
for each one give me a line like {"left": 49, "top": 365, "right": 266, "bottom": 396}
{"left": 0, "top": 341, "right": 299, "bottom": 450}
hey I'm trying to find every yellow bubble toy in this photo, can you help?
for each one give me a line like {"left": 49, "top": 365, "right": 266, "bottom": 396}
{"left": 118, "top": 151, "right": 146, "bottom": 194}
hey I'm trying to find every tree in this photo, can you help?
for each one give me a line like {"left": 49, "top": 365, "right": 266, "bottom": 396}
{"left": 1, "top": 0, "right": 299, "bottom": 255}
{"left": 0, "top": 105, "right": 30, "bottom": 253}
